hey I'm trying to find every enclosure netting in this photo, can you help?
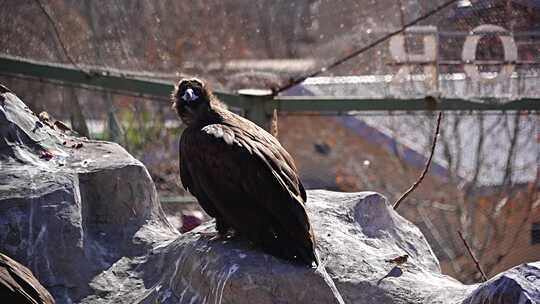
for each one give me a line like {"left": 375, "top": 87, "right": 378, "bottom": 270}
{"left": 0, "top": 0, "right": 538, "bottom": 283}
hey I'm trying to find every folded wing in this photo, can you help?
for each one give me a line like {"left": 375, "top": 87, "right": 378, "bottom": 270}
{"left": 179, "top": 117, "right": 316, "bottom": 265}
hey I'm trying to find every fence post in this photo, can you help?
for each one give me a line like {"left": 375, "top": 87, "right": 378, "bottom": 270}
{"left": 239, "top": 90, "right": 274, "bottom": 130}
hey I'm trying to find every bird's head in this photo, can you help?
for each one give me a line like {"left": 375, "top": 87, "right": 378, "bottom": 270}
{"left": 172, "top": 78, "right": 213, "bottom": 124}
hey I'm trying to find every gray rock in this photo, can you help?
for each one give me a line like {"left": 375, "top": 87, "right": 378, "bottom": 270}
{"left": 463, "top": 262, "right": 540, "bottom": 304}
{"left": 122, "top": 191, "right": 475, "bottom": 304}
{"left": 1, "top": 88, "right": 538, "bottom": 304}
{"left": 0, "top": 89, "right": 178, "bottom": 302}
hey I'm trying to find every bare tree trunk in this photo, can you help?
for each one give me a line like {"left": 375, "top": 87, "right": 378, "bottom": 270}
{"left": 64, "top": 87, "right": 90, "bottom": 138}
{"left": 83, "top": 0, "right": 124, "bottom": 144}
{"left": 462, "top": 114, "right": 485, "bottom": 251}
{"left": 502, "top": 114, "right": 521, "bottom": 186}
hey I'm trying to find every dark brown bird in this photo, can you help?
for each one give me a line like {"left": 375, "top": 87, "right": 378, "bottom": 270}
{"left": 385, "top": 254, "right": 409, "bottom": 266}
{"left": 173, "top": 78, "right": 317, "bottom": 267}
{"left": 0, "top": 253, "right": 55, "bottom": 304}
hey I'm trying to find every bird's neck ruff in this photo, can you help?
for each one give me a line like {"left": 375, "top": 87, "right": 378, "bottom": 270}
{"left": 180, "top": 97, "right": 228, "bottom": 127}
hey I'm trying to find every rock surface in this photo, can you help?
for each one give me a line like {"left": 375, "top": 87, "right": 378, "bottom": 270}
{"left": 1, "top": 88, "right": 538, "bottom": 304}
{"left": 128, "top": 190, "right": 474, "bottom": 304}
{"left": 0, "top": 87, "right": 178, "bottom": 302}
{"left": 463, "top": 262, "right": 540, "bottom": 304}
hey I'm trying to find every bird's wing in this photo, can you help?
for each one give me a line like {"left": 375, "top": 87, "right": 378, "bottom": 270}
{"left": 179, "top": 140, "right": 193, "bottom": 193}
{"left": 204, "top": 120, "right": 305, "bottom": 203}
{"left": 221, "top": 112, "right": 307, "bottom": 202}
{"left": 182, "top": 122, "right": 313, "bottom": 247}
{"left": 0, "top": 253, "right": 55, "bottom": 304}
{"left": 179, "top": 132, "right": 221, "bottom": 218}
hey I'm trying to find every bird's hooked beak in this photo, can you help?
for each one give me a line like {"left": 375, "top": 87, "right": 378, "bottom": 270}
{"left": 182, "top": 88, "right": 199, "bottom": 102}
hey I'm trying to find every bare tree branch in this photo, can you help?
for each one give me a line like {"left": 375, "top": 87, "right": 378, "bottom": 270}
{"left": 452, "top": 115, "right": 462, "bottom": 177}
{"left": 387, "top": 115, "right": 411, "bottom": 175}
{"left": 458, "top": 230, "right": 488, "bottom": 282}
{"left": 417, "top": 205, "right": 462, "bottom": 274}
{"left": 394, "top": 112, "right": 443, "bottom": 209}
{"left": 486, "top": 176, "right": 539, "bottom": 272}
{"left": 462, "top": 114, "right": 485, "bottom": 254}
{"left": 469, "top": 114, "right": 485, "bottom": 189}
{"left": 502, "top": 113, "right": 521, "bottom": 186}
{"left": 440, "top": 123, "right": 454, "bottom": 181}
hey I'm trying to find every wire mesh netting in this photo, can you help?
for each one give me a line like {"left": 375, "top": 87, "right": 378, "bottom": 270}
{"left": 0, "top": 0, "right": 539, "bottom": 283}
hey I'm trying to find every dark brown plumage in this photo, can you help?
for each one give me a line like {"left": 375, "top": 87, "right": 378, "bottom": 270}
{"left": 173, "top": 78, "right": 317, "bottom": 266}
{"left": 0, "top": 253, "right": 55, "bottom": 304}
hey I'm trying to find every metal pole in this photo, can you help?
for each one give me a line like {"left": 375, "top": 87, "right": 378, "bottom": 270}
{"left": 238, "top": 90, "right": 274, "bottom": 130}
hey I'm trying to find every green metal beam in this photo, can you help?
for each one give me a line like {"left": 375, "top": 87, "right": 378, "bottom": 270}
{"left": 270, "top": 96, "right": 540, "bottom": 112}
{"left": 0, "top": 54, "right": 244, "bottom": 107}
{"left": 0, "top": 55, "right": 170, "bottom": 96}
{"left": 1, "top": 54, "right": 539, "bottom": 115}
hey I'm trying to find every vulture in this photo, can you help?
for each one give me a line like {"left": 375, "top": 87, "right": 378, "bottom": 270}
{"left": 173, "top": 78, "right": 318, "bottom": 266}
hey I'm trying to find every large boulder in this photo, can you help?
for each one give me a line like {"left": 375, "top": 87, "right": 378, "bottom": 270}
{"left": 463, "top": 262, "right": 540, "bottom": 304}
{"left": 0, "top": 86, "right": 178, "bottom": 302}
{"left": 0, "top": 87, "right": 538, "bottom": 304}
{"left": 113, "top": 190, "right": 476, "bottom": 304}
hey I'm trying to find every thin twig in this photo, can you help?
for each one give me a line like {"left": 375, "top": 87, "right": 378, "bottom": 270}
{"left": 458, "top": 230, "right": 488, "bottom": 282}
{"left": 393, "top": 112, "right": 443, "bottom": 209}
{"left": 274, "top": 0, "right": 460, "bottom": 94}
{"left": 33, "top": 0, "right": 91, "bottom": 76}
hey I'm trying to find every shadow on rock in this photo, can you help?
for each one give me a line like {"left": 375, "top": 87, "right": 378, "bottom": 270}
{"left": 376, "top": 266, "right": 403, "bottom": 286}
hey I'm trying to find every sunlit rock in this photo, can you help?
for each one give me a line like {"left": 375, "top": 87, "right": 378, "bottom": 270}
{"left": 0, "top": 87, "right": 178, "bottom": 302}
{"left": 1, "top": 88, "right": 538, "bottom": 304}
{"left": 133, "top": 191, "right": 474, "bottom": 304}
{"left": 463, "top": 262, "right": 540, "bottom": 304}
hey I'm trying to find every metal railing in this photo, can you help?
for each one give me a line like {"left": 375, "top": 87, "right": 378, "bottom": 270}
{"left": 1, "top": 54, "right": 539, "bottom": 129}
